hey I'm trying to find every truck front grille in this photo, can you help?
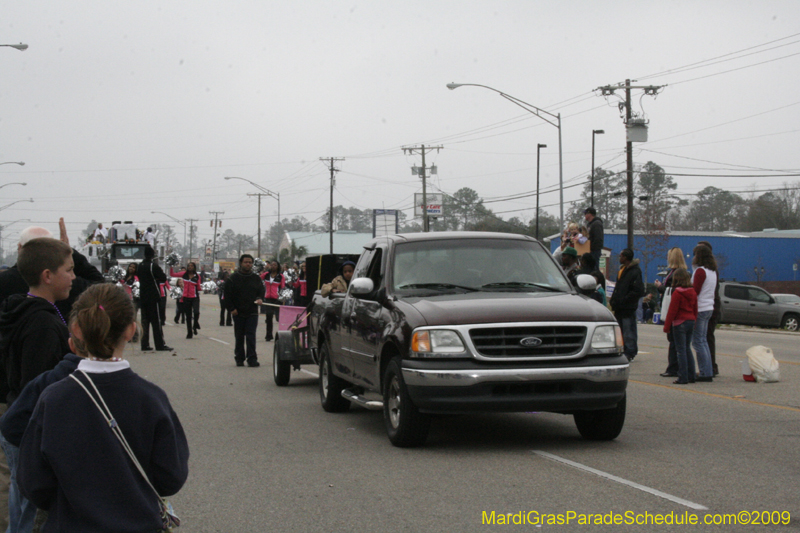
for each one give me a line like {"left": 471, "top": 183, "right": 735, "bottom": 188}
{"left": 469, "top": 326, "right": 587, "bottom": 358}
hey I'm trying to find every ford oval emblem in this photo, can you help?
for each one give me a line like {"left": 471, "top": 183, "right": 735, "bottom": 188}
{"left": 520, "top": 337, "right": 543, "bottom": 347}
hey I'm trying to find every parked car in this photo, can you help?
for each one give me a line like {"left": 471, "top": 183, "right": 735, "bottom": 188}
{"left": 718, "top": 282, "right": 800, "bottom": 331}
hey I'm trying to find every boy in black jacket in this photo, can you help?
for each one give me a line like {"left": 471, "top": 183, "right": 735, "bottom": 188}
{"left": 0, "top": 238, "right": 74, "bottom": 406}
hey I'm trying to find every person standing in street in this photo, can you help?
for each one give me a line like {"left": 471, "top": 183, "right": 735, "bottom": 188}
{"left": 584, "top": 207, "right": 604, "bottom": 272}
{"left": 609, "top": 248, "right": 644, "bottom": 362}
{"left": 225, "top": 255, "right": 264, "bottom": 367}
{"left": 691, "top": 245, "right": 718, "bottom": 382}
{"left": 260, "top": 261, "right": 284, "bottom": 342}
{"left": 655, "top": 247, "right": 687, "bottom": 378}
{"left": 137, "top": 246, "right": 173, "bottom": 352}
{"left": 697, "top": 240, "right": 721, "bottom": 376}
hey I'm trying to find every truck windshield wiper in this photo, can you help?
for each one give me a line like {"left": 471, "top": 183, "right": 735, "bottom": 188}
{"left": 480, "top": 281, "right": 563, "bottom": 292}
{"left": 397, "top": 282, "right": 480, "bottom": 292}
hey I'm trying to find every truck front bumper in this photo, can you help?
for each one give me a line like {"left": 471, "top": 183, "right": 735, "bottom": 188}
{"left": 402, "top": 363, "right": 629, "bottom": 414}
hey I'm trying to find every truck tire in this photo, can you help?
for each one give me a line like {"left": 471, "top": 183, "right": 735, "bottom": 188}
{"left": 319, "top": 343, "right": 350, "bottom": 413}
{"left": 781, "top": 313, "right": 799, "bottom": 332}
{"left": 383, "top": 358, "right": 431, "bottom": 448}
{"left": 273, "top": 334, "right": 291, "bottom": 387}
{"left": 573, "top": 393, "right": 626, "bottom": 441}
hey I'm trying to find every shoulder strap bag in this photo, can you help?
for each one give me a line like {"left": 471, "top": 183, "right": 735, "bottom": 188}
{"left": 69, "top": 370, "right": 181, "bottom": 531}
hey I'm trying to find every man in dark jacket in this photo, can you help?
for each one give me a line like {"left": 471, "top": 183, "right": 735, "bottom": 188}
{"left": 0, "top": 223, "right": 103, "bottom": 318}
{"left": 584, "top": 207, "right": 604, "bottom": 270}
{"left": 137, "top": 246, "right": 172, "bottom": 352}
{"left": 609, "top": 248, "right": 644, "bottom": 361}
{"left": 225, "top": 254, "right": 264, "bottom": 367}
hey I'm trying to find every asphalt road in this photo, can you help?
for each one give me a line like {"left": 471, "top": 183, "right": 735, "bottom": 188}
{"left": 128, "top": 299, "right": 800, "bottom": 532}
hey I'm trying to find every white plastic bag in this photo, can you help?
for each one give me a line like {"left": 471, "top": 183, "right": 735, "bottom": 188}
{"left": 746, "top": 345, "right": 780, "bottom": 383}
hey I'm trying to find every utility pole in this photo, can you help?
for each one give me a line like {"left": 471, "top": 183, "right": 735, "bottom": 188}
{"left": 403, "top": 144, "right": 442, "bottom": 232}
{"left": 247, "top": 192, "right": 270, "bottom": 259}
{"left": 320, "top": 157, "right": 344, "bottom": 253}
{"left": 596, "top": 80, "right": 663, "bottom": 250}
{"left": 536, "top": 143, "right": 547, "bottom": 240}
{"left": 186, "top": 218, "right": 198, "bottom": 264}
{"left": 209, "top": 211, "right": 224, "bottom": 263}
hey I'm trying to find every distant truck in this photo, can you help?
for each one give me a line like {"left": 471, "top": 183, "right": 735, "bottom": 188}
{"left": 307, "top": 232, "right": 629, "bottom": 447}
{"left": 80, "top": 221, "right": 165, "bottom": 277}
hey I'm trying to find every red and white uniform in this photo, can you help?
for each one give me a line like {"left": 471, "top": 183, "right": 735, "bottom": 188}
{"left": 260, "top": 272, "right": 284, "bottom": 300}
{"left": 171, "top": 268, "right": 201, "bottom": 299}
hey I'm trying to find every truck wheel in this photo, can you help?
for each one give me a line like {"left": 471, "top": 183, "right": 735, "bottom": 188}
{"left": 383, "top": 358, "right": 430, "bottom": 447}
{"left": 573, "top": 394, "right": 626, "bottom": 441}
{"left": 273, "top": 334, "right": 291, "bottom": 387}
{"left": 781, "top": 313, "right": 799, "bottom": 332}
{"left": 319, "top": 344, "right": 350, "bottom": 413}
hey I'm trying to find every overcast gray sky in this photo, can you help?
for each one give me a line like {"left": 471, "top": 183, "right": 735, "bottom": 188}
{"left": 1, "top": 1, "right": 799, "bottom": 248}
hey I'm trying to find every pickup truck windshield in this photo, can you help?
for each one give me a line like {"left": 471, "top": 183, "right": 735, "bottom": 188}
{"left": 392, "top": 238, "right": 571, "bottom": 294}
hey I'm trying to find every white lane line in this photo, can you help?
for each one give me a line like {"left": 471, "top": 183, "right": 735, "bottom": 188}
{"left": 532, "top": 450, "right": 708, "bottom": 511}
{"left": 208, "top": 337, "right": 230, "bottom": 345}
{"left": 300, "top": 369, "right": 319, "bottom": 378}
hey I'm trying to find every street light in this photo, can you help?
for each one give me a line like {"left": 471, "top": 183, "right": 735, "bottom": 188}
{"left": 0, "top": 182, "right": 26, "bottom": 190}
{"left": 536, "top": 143, "right": 547, "bottom": 240}
{"left": 0, "top": 218, "right": 30, "bottom": 257}
{"left": 151, "top": 211, "right": 187, "bottom": 251}
{"left": 0, "top": 198, "right": 33, "bottom": 211}
{"left": 224, "top": 176, "right": 280, "bottom": 259}
{"left": 0, "top": 44, "right": 28, "bottom": 51}
{"left": 447, "top": 82, "right": 565, "bottom": 229}
{"left": 591, "top": 129, "right": 605, "bottom": 208}
{"left": 0, "top": 162, "right": 24, "bottom": 166}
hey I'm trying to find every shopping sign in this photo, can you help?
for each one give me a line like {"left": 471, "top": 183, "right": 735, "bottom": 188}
{"left": 414, "top": 193, "right": 444, "bottom": 216}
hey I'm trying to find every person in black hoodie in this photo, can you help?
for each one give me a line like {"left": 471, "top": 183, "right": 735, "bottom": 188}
{"left": 609, "top": 248, "right": 644, "bottom": 361}
{"left": 0, "top": 238, "right": 74, "bottom": 407}
{"left": 137, "top": 246, "right": 173, "bottom": 352}
{"left": 225, "top": 254, "right": 264, "bottom": 367}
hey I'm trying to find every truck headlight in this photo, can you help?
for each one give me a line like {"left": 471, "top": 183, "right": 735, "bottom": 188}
{"left": 411, "top": 330, "right": 466, "bottom": 358}
{"left": 590, "top": 325, "right": 623, "bottom": 353}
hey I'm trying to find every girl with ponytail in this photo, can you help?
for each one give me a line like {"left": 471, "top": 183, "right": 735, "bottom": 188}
{"left": 17, "top": 284, "right": 189, "bottom": 532}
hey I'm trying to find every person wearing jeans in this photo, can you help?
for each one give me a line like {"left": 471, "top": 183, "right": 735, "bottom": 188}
{"left": 691, "top": 245, "right": 718, "bottom": 382}
{"left": 662, "top": 268, "right": 698, "bottom": 385}
{"left": 609, "top": 248, "right": 644, "bottom": 362}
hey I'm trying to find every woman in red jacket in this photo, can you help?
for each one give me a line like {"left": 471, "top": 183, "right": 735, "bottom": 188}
{"left": 662, "top": 268, "right": 698, "bottom": 385}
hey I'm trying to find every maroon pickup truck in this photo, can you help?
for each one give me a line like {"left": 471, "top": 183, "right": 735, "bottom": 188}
{"left": 309, "top": 232, "right": 628, "bottom": 447}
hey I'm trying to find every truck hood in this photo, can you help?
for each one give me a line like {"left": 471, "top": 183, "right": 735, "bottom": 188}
{"left": 398, "top": 291, "right": 614, "bottom": 326}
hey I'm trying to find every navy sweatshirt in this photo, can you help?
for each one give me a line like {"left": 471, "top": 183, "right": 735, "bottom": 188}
{"left": 0, "top": 353, "right": 81, "bottom": 447}
{"left": 18, "top": 365, "right": 189, "bottom": 533}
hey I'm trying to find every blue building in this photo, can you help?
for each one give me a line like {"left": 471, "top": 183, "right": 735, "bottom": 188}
{"left": 550, "top": 229, "right": 800, "bottom": 284}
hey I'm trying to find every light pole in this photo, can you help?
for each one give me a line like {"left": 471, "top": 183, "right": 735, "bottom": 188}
{"left": 447, "top": 82, "right": 564, "bottom": 229}
{"left": 536, "top": 143, "right": 547, "bottom": 240}
{"left": 151, "top": 211, "right": 187, "bottom": 252}
{"left": 0, "top": 162, "right": 24, "bottom": 167}
{"left": 0, "top": 198, "right": 33, "bottom": 212}
{"left": 0, "top": 44, "right": 28, "bottom": 51}
{"left": 0, "top": 182, "right": 26, "bottom": 190}
{"left": 591, "top": 129, "right": 604, "bottom": 208}
{"left": 224, "top": 177, "right": 280, "bottom": 259}
{"left": 0, "top": 218, "right": 30, "bottom": 258}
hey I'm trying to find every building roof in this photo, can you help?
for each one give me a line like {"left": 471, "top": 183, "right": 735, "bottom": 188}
{"left": 282, "top": 231, "right": 374, "bottom": 255}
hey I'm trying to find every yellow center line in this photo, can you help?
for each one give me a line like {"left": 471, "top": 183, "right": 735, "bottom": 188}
{"left": 629, "top": 379, "right": 800, "bottom": 413}
{"left": 638, "top": 344, "right": 800, "bottom": 366}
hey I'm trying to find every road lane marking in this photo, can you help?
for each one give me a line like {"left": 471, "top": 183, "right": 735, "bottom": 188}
{"left": 630, "top": 379, "right": 800, "bottom": 412}
{"left": 300, "top": 369, "right": 319, "bottom": 378}
{"left": 531, "top": 451, "right": 708, "bottom": 511}
{"left": 208, "top": 337, "right": 230, "bottom": 345}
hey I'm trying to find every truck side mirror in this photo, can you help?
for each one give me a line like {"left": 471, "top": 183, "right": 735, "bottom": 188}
{"left": 576, "top": 274, "right": 597, "bottom": 292}
{"left": 350, "top": 277, "right": 375, "bottom": 296}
